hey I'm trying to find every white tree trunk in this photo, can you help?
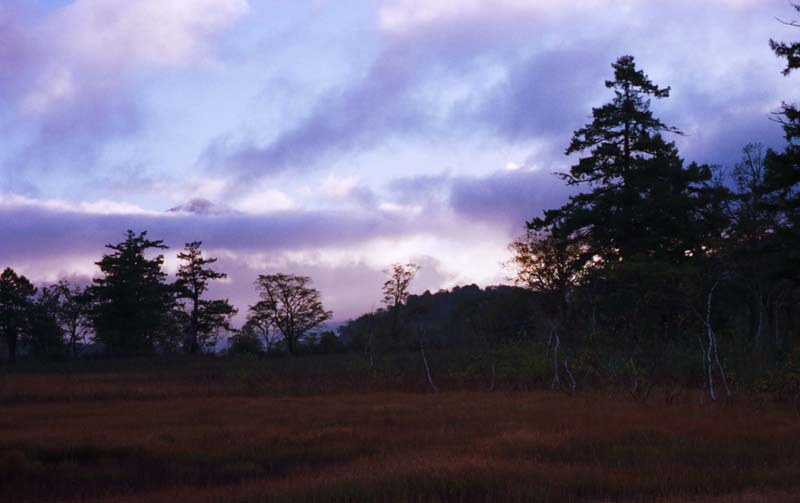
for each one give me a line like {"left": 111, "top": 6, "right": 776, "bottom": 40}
{"left": 420, "top": 343, "right": 438, "bottom": 393}
{"left": 703, "top": 280, "right": 732, "bottom": 402}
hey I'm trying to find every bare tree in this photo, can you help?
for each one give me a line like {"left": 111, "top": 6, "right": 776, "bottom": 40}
{"left": 382, "top": 263, "right": 420, "bottom": 342}
{"left": 382, "top": 263, "right": 420, "bottom": 308}
{"left": 692, "top": 280, "right": 732, "bottom": 402}
{"left": 251, "top": 274, "right": 332, "bottom": 355}
{"left": 51, "top": 281, "right": 92, "bottom": 358}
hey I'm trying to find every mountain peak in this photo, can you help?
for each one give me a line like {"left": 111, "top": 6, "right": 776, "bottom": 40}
{"left": 168, "top": 198, "right": 231, "bottom": 215}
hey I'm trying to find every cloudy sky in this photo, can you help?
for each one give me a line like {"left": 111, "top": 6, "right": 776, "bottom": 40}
{"left": 1, "top": 0, "right": 797, "bottom": 322}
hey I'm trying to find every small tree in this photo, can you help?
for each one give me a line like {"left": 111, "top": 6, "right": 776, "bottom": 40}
{"left": 382, "top": 263, "right": 419, "bottom": 308}
{"left": 241, "top": 313, "right": 282, "bottom": 354}
{"left": 0, "top": 268, "right": 36, "bottom": 363}
{"left": 24, "top": 286, "right": 67, "bottom": 360}
{"left": 175, "top": 241, "right": 237, "bottom": 353}
{"left": 382, "top": 262, "right": 420, "bottom": 346}
{"left": 51, "top": 281, "right": 92, "bottom": 358}
{"left": 251, "top": 274, "right": 332, "bottom": 355}
{"left": 227, "top": 329, "right": 264, "bottom": 356}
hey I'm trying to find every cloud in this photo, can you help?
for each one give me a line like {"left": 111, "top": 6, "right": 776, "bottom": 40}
{"left": 0, "top": 164, "right": 574, "bottom": 319}
{"left": 1, "top": 0, "right": 249, "bottom": 188}
{"left": 212, "top": 0, "right": 791, "bottom": 186}
{"left": 387, "top": 167, "right": 576, "bottom": 233}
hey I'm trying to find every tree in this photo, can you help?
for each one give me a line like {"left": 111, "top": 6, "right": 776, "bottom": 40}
{"left": 382, "top": 263, "right": 419, "bottom": 345}
{"left": 227, "top": 328, "right": 264, "bottom": 356}
{"left": 382, "top": 263, "right": 420, "bottom": 308}
{"left": 175, "top": 241, "right": 237, "bottom": 354}
{"left": 24, "top": 286, "right": 67, "bottom": 360}
{"left": 0, "top": 268, "right": 36, "bottom": 362}
{"left": 510, "top": 229, "right": 589, "bottom": 391}
{"left": 526, "top": 56, "right": 720, "bottom": 393}
{"left": 251, "top": 274, "right": 332, "bottom": 355}
{"left": 726, "top": 145, "right": 785, "bottom": 349}
{"left": 90, "top": 230, "right": 176, "bottom": 356}
{"left": 241, "top": 312, "right": 282, "bottom": 354}
{"left": 767, "top": 4, "right": 800, "bottom": 284}
{"left": 50, "top": 281, "right": 92, "bottom": 358}
{"left": 533, "top": 55, "right": 710, "bottom": 265}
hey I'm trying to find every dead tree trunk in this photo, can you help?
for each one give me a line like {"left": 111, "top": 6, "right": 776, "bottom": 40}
{"left": 417, "top": 323, "right": 438, "bottom": 393}
{"left": 699, "top": 281, "right": 732, "bottom": 402}
{"left": 551, "top": 332, "right": 561, "bottom": 391}
{"left": 563, "top": 358, "right": 576, "bottom": 395}
{"left": 420, "top": 343, "right": 438, "bottom": 393}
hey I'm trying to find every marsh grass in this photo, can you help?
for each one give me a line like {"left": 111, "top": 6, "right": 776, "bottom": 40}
{"left": 0, "top": 357, "right": 799, "bottom": 502}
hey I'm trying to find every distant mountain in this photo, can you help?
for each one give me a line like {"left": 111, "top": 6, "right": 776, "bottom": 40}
{"left": 167, "top": 198, "right": 235, "bottom": 215}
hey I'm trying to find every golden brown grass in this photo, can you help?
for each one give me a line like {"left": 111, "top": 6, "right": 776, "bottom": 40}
{"left": 0, "top": 362, "right": 799, "bottom": 502}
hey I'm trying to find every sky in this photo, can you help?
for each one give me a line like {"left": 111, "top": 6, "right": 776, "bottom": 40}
{"left": 0, "top": 0, "right": 798, "bottom": 323}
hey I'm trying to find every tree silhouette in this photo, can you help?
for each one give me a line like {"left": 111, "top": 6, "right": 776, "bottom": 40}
{"left": 250, "top": 274, "right": 332, "bottom": 355}
{"left": 91, "top": 230, "right": 175, "bottom": 356}
{"left": 51, "top": 281, "right": 92, "bottom": 358}
{"left": 382, "top": 263, "right": 419, "bottom": 308}
{"left": 534, "top": 55, "right": 710, "bottom": 265}
{"left": 767, "top": 4, "right": 800, "bottom": 284}
{"left": 175, "top": 241, "right": 237, "bottom": 353}
{"left": 0, "top": 268, "right": 36, "bottom": 362}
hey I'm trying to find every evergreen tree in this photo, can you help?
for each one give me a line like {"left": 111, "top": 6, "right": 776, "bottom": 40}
{"left": 527, "top": 56, "right": 722, "bottom": 386}
{"left": 533, "top": 55, "right": 711, "bottom": 265}
{"left": 767, "top": 5, "right": 800, "bottom": 282}
{"left": 90, "top": 230, "right": 175, "bottom": 356}
{"left": 175, "top": 241, "right": 237, "bottom": 354}
{"left": 0, "top": 268, "right": 36, "bottom": 362}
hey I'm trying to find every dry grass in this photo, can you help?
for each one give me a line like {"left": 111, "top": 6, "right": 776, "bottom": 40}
{"left": 0, "top": 360, "right": 799, "bottom": 502}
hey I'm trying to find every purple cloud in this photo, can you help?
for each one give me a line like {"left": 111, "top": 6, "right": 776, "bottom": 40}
{"left": 1, "top": 0, "right": 248, "bottom": 189}
{"left": 213, "top": 0, "right": 793, "bottom": 186}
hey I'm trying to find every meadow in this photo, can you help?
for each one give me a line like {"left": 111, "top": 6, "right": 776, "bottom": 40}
{"left": 1, "top": 356, "right": 799, "bottom": 503}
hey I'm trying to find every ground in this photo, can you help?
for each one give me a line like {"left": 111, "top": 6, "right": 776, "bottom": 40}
{"left": 1, "top": 358, "right": 799, "bottom": 502}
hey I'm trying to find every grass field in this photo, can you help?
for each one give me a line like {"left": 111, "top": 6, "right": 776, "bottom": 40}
{"left": 1, "top": 356, "right": 799, "bottom": 502}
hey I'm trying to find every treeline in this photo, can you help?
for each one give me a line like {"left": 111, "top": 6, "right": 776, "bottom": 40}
{"left": 0, "top": 231, "right": 333, "bottom": 361}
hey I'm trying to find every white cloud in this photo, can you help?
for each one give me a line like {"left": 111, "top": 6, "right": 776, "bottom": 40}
{"left": 55, "top": 0, "right": 249, "bottom": 68}
{"left": 378, "top": 0, "right": 766, "bottom": 34}
{"left": 234, "top": 188, "right": 297, "bottom": 214}
{"left": 0, "top": 194, "right": 157, "bottom": 215}
{"left": 320, "top": 174, "right": 362, "bottom": 199}
{"left": 19, "top": 0, "right": 249, "bottom": 118}
{"left": 378, "top": 0, "right": 605, "bottom": 33}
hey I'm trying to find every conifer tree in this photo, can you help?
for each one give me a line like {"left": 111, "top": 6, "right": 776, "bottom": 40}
{"left": 175, "top": 241, "right": 237, "bottom": 353}
{"left": 91, "top": 230, "right": 175, "bottom": 356}
{"left": 0, "top": 268, "right": 36, "bottom": 362}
